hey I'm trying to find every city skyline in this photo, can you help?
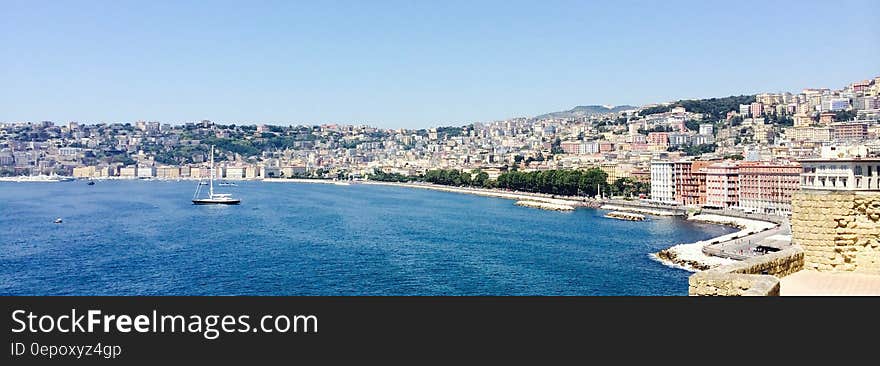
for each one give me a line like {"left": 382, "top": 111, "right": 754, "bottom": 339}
{"left": 2, "top": 0, "right": 878, "bottom": 129}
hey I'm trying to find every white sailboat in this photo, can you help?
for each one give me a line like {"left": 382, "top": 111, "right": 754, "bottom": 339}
{"left": 192, "top": 145, "right": 240, "bottom": 205}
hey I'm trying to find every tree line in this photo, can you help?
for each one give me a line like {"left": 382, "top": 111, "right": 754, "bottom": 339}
{"left": 494, "top": 168, "right": 609, "bottom": 197}
{"left": 369, "top": 167, "right": 651, "bottom": 198}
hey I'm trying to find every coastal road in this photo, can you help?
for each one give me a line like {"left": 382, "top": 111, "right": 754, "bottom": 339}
{"left": 706, "top": 220, "right": 791, "bottom": 260}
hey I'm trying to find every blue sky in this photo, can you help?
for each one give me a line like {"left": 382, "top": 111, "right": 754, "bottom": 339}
{"left": 1, "top": 0, "right": 878, "bottom": 129}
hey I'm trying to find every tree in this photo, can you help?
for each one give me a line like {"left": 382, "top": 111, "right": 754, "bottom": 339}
{"left": 834, "top": 110, "right": 856, "bottom": 122}
{"left": 551, "top": 137, "right": 563, "bottom": 154}
{"left": 472, "top": 169, "right": 489, "bottom": 188}
{"left": 724, "top": 154, "right": 744, "bottom": 160}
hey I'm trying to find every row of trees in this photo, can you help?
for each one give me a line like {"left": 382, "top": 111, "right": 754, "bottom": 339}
{"left": 494, "top": 168, "right": 609, "bottom": 197}
{"left": 667, "top": 143, "right": 717, "bottom": 156}
{"left": 609, "top": 177, "right": 650, "bottom": 197}
{"left": 422, "top": 169, "right": 490, "bottom": 187}
{"left": 368, "top": 169, "right": 417, "bottom": 183}
{"left": 369, "top": 167, "right": 653, "bottom": 199}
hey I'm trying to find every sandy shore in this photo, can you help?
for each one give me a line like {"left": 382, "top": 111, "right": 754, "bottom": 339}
{"left": 652, "top": 214, "right": 777, "bottom": 272}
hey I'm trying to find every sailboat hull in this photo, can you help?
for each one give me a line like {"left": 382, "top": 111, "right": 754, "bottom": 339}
{"left": 192, "top": 198, "right": 240, "bottom": 205}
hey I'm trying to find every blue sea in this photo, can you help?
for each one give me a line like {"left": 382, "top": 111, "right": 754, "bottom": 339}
{"left": 0, "top": 180, "right": 734, "bottom": 295}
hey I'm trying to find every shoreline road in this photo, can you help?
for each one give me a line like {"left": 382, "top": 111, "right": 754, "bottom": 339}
{"left": 703, "top": 220, "right": 791, "bottom": 261}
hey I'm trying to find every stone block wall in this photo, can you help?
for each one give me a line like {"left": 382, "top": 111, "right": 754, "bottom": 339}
{"left": 689, "top": 246, "right": 803, "bottom": 296}
{"left": 791, "top": 191, "right": 880, "bottom": 274}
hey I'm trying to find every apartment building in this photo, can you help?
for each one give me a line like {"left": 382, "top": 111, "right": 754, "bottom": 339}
{"left": 650, "top": 161, "right": 675, "bottom": 203}
{"left": 738, "top": 162, "right": 801, "bottom": 215}
{"left": 704, "top": 162, "right": 739, "bottom": 208}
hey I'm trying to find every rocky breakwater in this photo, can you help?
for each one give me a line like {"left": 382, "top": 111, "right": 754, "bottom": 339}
{"left": 604, "top": 211, "right": 646, "bottom": 221}
{"left": 515, "top": 200, "right": 575, "bottom": 211}
{"left": 599, "top": 204, "right": 680, "bottom": 216}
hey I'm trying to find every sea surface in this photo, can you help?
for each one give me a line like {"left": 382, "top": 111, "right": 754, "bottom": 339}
{"left": 0, "top": 180, "right": 735, "bottom": 295}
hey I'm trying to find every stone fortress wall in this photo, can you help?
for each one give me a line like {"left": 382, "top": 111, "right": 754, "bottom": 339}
{"left": 689, "top": 247, "right": 803, "bottom": 296}
{"left": 690, "top": 190, "right": 880, "bottom": 296}
{"left": 791, "top": 191, "right": 880, "bottom": 274}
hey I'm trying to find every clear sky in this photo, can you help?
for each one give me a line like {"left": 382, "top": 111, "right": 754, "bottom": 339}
{"left": 2, "top": 0, "right": 878, "bottom": 129}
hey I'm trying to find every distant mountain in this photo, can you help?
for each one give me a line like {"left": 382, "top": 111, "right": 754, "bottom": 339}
{"left": 535, "top": 105, "right": 637, "bottom": 120}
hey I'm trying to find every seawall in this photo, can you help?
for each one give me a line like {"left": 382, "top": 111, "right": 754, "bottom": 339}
{"left": 689, "top": 246, "right": 804, "bottom": 296}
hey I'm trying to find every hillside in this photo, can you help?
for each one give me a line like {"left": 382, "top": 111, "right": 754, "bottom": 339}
{"left": 536, "top": 105, "right": 637, "bottom": 120}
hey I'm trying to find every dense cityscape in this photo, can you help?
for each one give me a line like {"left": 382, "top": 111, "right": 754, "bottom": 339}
{"left": 2, "top": 75, "right": 879, "bottom": 217}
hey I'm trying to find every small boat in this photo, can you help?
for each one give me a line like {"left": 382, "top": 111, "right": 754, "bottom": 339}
{"left": 219, "top": 181, "right": 236, "bottom": 186}
{"left": 192, "top": 145, "right": 241, "bottom": 205}
{"left": 87, "top": 181, "right": 95, "bottom": 185}
{"left": 54, "top": 218, "right": 63, "bottom": 224}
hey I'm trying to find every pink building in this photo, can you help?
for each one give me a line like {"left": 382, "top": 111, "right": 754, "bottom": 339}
{"left": 704, "top": 162, "right": 739, "bottom": 208}
{"left": 750, "top": 102, "right": 764, "bottom": 117}
{"left": 738, "top": 162, "right": 801, "bottom": 215}
{"left": 646, "top": 132, "right": 669, "bottom": 148}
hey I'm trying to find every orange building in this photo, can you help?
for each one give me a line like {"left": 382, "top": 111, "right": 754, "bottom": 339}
{"left": 674, "top": 160, "right": 713, "bottom": 206}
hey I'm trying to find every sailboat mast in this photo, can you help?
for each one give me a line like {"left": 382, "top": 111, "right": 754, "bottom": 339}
{"left": 209, "top": 145, "right": 215, "bottom": 197}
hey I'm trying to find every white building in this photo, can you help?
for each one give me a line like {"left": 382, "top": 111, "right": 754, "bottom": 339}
{"left": 136, "top": 165, "right": 155, "bottom": 178}
{"left": 650, "top": 161, "right": 675, "bottom": 203}
{"left": 800, "top": 157, "right": 880, "bottom": 191}
{"left": 699, "top": 123, "right": 714, "bottom": 136}
{"left": 823, "top": 98, "right": 850, "bottom": 112}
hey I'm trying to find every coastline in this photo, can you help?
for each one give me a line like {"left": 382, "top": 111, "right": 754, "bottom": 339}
{"left": 355, "top": 181, "right": 780, "bottom": 272}
{"left": 651, "top": 214, "right": 778, "bottom": 272}
{"left": 263, "top": 178, "right": 346, "bottom": 185}
{"left": 6, "top": 175, "right": 780, "bottom": 273}
{"left": 357, "top": 180, "right": 600, "bottom": 207}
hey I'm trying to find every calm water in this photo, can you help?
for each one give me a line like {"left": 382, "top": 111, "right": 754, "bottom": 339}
{"left": 0, "top": 180, "right": 734, "bottom": 295}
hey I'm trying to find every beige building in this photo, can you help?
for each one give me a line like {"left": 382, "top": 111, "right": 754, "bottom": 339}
{"left": 73, "top": 166, "right": 95, "bottom": 178}
{"left": 96, "top": 166, "right": 116, "bottom": 177}
{"left": 156, "top": 166, "right": 180, "bottom": 179}
{"left": 600, "top": 162, "right": 633, "bottom": 184}
{"left": 190, "top": 167, "right": 210, "bottom": 179}
{"left": 225, "top": 166, "right": 247, "bottom": 179}
{"left": 119, "top": 166, "right": 137, "bottom": 178}
{"left": 246, "top": 165, "right": 261, "bottom": 179}
{"left": 788, "top": 126, "right": 832, "bottom": 142}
